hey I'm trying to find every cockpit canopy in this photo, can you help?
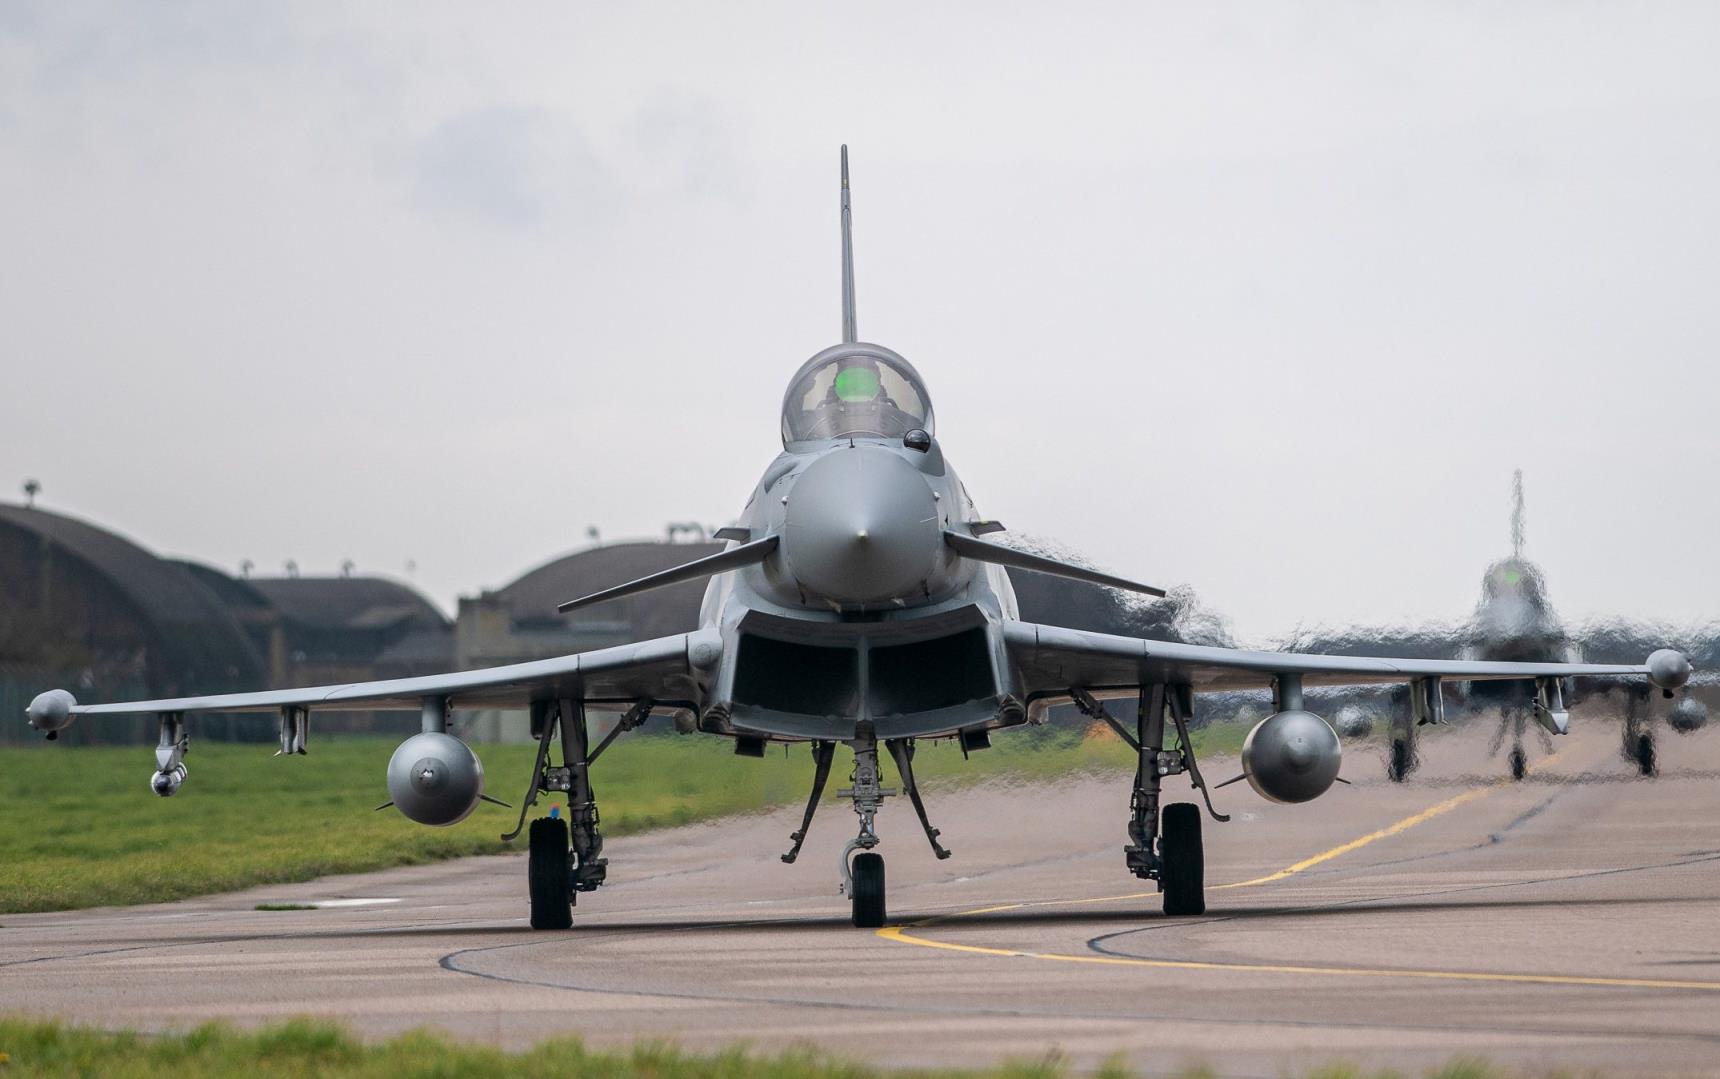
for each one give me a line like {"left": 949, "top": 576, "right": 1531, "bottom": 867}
{"left": 781, "top": 343, "right": 934, "bottom": 445}
{"left": 1480, "top": 558, "right": 1549, "bottom": 606}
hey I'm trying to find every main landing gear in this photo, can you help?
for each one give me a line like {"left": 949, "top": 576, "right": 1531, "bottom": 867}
{"left": 1624, "top": 685, "right": 1657, "bottom": 777}
{"left": 1078, "top": 682, "right": 1227, "bottom": 917}
{"left": 507, "top": 697, "right": 650, "bottom": 930}
{"left": 1387, "top": 677, "right": 1443, "bottom": 783}
{"left": 1388, "top": 725, "right": 1416, "bottom": 783}
{"left": 779, "top": 724, "right": 953, "bottom": 928}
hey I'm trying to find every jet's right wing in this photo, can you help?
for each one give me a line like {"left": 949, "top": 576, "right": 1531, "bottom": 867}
{"left": 1001, "top": 620, "right": 1689, "bottom": 711}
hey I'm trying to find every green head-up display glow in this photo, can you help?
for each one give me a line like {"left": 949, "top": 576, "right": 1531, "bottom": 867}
{"left": 834, "top": 366, "right": 881, "bottom": 402}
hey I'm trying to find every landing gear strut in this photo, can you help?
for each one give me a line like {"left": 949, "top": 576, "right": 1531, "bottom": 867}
{"left": 508, "top": 697, "right": 647, "bottom": 930}
{"left": 886, "top": 738, "right": 952, "bottom": 860}
{"left": 1113, "top": 682, "right": 1226, "bottom": 917}
{"left": 781, "top": 740, "right": 836, "bottom": 864}
{"left": 839, "top": 723, "right": 895, "bottom": 928}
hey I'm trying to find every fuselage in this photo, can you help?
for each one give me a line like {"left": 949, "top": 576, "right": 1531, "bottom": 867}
{"left": 685, "top": 343, "right": 1024, "bottom": 744}
{"left": 1464, "top": 556, "right": 1574, "bottom": 706}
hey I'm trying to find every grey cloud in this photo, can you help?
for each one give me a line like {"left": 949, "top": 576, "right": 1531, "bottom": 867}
{"left": 623, "top": 92, "right": 749, "bottom": 203}
{"left": 412, "top": 106, "right": 608, "bottom": 228}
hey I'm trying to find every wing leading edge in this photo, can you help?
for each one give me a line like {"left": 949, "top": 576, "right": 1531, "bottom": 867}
{"left": 29, "top": 630, "right": 720, "bottom": 725}
{"left": 1002, "top": 620, "right": 1688, "bottom": 702}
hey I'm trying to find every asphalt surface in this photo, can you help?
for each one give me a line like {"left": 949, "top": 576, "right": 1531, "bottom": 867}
{"left": 7, "top": 716, "right": 1720, "bottom": 1076}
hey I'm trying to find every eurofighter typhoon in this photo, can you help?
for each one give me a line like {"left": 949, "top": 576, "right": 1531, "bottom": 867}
{"left": 26, "top": 150, "right": 1697, "bottom": 929}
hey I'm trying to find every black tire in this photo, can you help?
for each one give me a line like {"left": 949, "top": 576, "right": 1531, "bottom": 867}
{"left": 1160, "top": 802, "right": 1205, "bottom": 917}
{"left": 1635, "top": 733, "right": 1657, "bottom": 777}
{"left": 1388, "top": 738, "right": 1410, "bottom": 783}
{"left": 1509, "top": 746, "right": 1527, "bottom": 782}
{"left": 528, "top": 817, "right": 573, "bottom": 930}
{"left": 850, "top": 852, "right": 886, "bottom": 928}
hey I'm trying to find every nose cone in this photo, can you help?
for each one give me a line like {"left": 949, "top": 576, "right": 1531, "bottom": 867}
{"left": 784, "top": 447, "right": 941, "bottom": 605}
{"left": 1478, "top": 597, "right": 1539, "bottom": 638}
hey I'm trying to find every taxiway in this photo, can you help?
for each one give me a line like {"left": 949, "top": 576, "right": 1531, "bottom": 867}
{"left": 6, "top": 717, "right": 1720, "bottom": 1076}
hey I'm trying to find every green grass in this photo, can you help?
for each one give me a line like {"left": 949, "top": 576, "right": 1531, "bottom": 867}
{"left": 0, "top": 1018, "right": 1541, "bottom": 1079}
{"left": 0, "top": 1018, "right": 1057, "bottom": 1079}
{"left": 0, "top": 1017, "right": 1533, "bottom": 1079}
{"left": 0, "top": 721, "right": 1246, "bottom": 914}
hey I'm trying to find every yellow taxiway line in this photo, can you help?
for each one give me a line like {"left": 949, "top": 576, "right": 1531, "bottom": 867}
{"left": 1210, "top": 783, "right": 1495, "bottom": 890}
{"left": 875, "top": 760, "right": 1720, "bottom": 992}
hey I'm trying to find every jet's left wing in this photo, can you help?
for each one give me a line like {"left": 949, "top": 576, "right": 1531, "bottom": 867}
{"left": 1002, "top": 620, "right": 1691, "bottom": 716}
{"left": 26, "top": 629, "right": 722, "bottom": 732}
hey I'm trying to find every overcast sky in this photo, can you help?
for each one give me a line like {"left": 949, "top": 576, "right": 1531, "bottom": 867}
{"left": 3, "top": 2, "right": 1716, "bottom": 644}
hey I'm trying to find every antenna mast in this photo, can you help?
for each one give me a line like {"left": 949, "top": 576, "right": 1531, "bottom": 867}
{"left": 840, "top": 145, "right": 857, "bottom": 343}
{"left": 1510, "top": 468, "right": 1526, "bottom": 560}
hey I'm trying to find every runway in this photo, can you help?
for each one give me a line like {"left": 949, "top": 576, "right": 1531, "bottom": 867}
{"left": 7, "top": 717, "right": 1720, "bottom": 1076}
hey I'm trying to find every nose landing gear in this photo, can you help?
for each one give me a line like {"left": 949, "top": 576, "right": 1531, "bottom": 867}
{"left": 839, "top": 726, "right": 895, "bottom": 928}
{"left": 778, "top": 726, "right": 955, "bottom": 928}
{"left": 1509, "top": 743, "right": 1528, "bottom": 781}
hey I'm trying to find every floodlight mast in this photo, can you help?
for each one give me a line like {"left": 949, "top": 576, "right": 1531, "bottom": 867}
{"left": 841, "top": 145, "right": 856, "bottom": 344}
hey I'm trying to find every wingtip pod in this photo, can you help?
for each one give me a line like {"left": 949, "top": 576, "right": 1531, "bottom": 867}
{"left": 1647, "top": 649, "right": 1691, "bottom": 692}
{"left": 26, "top": 689, "right": 76, "bottom": 734}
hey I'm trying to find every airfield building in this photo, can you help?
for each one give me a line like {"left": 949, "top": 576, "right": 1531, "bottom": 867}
{"left": 454, "top": 539, "right": 723, "bottom": 741}
{"left": 0, "top": 502, "right": 453, "bottom": 744}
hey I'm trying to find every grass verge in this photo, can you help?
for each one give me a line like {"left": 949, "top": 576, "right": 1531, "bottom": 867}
{"left": 0, "top": 1016, "right": 1525, "bottom": 1079}
{"left": 0, "top": 721, "right": 1245, "bottom": 914}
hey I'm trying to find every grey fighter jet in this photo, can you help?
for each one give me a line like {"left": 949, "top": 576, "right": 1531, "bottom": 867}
{"left": 25, "top": 149, "right": 1697, "bottom": 929}
{"left": 1349, "top": 470, "right": 1704, "bottom": 783}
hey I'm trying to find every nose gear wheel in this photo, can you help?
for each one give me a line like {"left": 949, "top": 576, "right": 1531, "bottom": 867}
{"left": 850, "top": 851, "right": 887, "bottom": 928}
